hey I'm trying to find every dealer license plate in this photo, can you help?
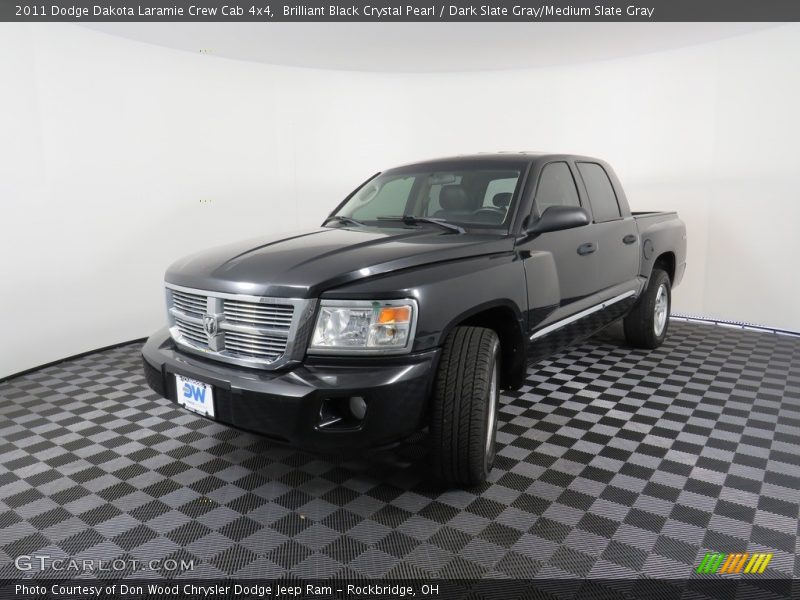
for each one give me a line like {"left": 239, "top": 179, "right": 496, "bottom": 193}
{"left": 175, "top": 374, "right": 215, "bottom": 418}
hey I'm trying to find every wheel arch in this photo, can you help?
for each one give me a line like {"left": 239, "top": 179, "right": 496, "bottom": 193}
{"left": 652, "top": 251, "right": 676, "bottom": 283}
{"left": 440, "top": 300, "right": 527, "bottom": 390}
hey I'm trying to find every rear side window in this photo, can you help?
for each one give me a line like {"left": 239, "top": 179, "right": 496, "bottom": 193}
{"left": 533, "top": 162, "right": 580, "bottom": 214}
{"left": 577, "top": 162, "right": 621, "bottom": 222}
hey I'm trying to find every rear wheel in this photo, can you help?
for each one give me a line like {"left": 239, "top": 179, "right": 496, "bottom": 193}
{"left": 431, "top": 326, "right": 500, "bottom": 486}
{"left": 624, "top": 268, "right": 671, "bottom": 349}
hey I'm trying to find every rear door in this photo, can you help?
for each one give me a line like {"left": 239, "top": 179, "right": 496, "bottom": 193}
{"left": 574, "top": 162, "right": 640, "bottom": 297}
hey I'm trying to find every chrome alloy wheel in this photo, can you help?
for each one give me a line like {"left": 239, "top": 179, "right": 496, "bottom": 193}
{"left": 653, "top": 284, "right": 668, "bottom": 336}
{"left": 484, "top": 348, "right": 499, "bottom": 469}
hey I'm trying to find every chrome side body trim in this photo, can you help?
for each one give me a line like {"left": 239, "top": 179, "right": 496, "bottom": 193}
{"left": 530, "top": 290, "right": 636, "bottom": 341}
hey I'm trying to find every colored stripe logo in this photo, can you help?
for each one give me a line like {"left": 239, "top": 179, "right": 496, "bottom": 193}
{"left": 696, "top": 552, "right": 772, "bottom": 574}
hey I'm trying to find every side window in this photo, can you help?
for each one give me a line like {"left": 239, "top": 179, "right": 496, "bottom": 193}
{"left": 349, "top": 177, "right": 414, "bottom": 219}
{"left": 576, "top": 162, "right": 621, "bottom": 222}
{"left": 533, "top": 162, "right": 580, "bottom": 215}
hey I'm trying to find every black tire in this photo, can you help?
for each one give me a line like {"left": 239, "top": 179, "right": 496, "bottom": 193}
{"left": 431, "top": 326, "right": 500, "bottom": 486}
{"left": 624, "top": 268, "right": 671, "bottom": 349}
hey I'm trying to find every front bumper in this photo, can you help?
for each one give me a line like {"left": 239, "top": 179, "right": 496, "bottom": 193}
{"left": 141, "top": 328, "right": 439, "bottom": 452}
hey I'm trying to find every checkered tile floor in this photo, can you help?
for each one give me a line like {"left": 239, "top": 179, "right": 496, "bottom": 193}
{"left": 1, "top": 321, "right": 798, "bottom": 579}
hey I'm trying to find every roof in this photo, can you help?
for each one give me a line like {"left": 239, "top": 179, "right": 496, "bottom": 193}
{"left": 406, "top": 152, "right": 545, "bottom": 163}
{"left": 385, "top": 152, "right": 604, "bottom": 171}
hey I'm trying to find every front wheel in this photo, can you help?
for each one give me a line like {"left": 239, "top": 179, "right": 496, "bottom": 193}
{"left": 623, "top": 268, "right": 671, "bottom": 349}
{"left": 431, "top": 326, "right": 500, "bottom": 487}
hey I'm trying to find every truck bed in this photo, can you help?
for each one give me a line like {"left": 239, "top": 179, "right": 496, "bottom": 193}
{"left": 631, "top": 211, "right": 686, "bottom": 287}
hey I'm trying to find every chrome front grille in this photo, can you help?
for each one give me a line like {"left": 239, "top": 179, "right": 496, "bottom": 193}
{"left": 223, "top": 300, "right": 293, "bottom": 330}
{"left": 172, "top": 290, "right": 206, "bottom": 317}
{"left": 225, "top": 330, "right": 287, "bottom": 361}
{"left": 174, "top": 315, "right": 207, "bottom": 345}
{"left": 165, "top": 284, "right": 315, "bottom": 369}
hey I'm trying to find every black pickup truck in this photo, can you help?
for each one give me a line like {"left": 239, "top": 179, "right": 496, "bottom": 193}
{"left": 143, "top": 153, "right": 686, "bottom": 485}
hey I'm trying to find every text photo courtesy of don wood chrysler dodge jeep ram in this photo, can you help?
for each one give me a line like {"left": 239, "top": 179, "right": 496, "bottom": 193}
{"left": 143, "top": 153, "right": 687, "bottom": 486}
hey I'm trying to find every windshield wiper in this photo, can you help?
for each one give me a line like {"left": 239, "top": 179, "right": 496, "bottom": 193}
{"left": 323, "top": 215, "right": 365, "bottom": 228}
{"left": 377, "top": 215, "right": 465, "bottom": 234}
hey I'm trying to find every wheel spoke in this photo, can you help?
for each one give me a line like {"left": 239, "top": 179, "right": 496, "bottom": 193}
{"left": 653, "top": 284, "right": 668, "bottom": 336}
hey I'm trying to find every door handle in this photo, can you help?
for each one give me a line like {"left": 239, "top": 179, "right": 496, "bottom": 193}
{"left": 577, "top": 242, "right": 596, "bottom": 256}
{"left": 623, "top": 234, "right": 637, "bottom": 245}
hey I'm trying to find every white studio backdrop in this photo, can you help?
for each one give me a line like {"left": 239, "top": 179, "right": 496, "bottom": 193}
{"left": 1, "top": 23, "right": 798, "bottom": 378}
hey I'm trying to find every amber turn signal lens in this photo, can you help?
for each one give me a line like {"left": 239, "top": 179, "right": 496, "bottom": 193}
{"left": 377, "top": 306, "right": 412, "bottom": 324}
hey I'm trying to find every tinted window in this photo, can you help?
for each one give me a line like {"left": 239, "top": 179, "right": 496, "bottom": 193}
{"left": 577, "top": 162, "right": 621, "bottom": 221}
{"left": 426, "top": 176, "right": 463, "bottom": 215}
{"left": 337, "top": 168, "right": 521, "bottom": 229}
{"left": 533, "top": 162, "right": 580, "bottom": 214}
{"left": 482, "top": 177, "right": 517, "bottom": 207}
{"left": 348, "top": 176, "right": 415, "bottom": 220}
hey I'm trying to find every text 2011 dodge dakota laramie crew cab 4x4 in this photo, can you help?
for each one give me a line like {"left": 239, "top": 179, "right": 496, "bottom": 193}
{"left": 143, "top": 153, "right": 686, "bottom": 485}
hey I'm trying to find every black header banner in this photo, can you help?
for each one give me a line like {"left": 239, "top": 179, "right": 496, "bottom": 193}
{"left": 3, "top": 0, "right": 800, "bottom": 21}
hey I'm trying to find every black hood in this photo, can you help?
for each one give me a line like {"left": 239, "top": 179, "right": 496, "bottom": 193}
{"left": 165, "top": 227, "right": 514, "bottom": 298}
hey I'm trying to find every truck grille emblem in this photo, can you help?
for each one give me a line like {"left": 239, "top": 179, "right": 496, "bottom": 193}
{"left": 203, "top": 314, "right": 218, "bottom": 337}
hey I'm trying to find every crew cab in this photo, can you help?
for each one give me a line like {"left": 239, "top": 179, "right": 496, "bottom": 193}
{"left": 142, "top": 153, "right": 687, "bottom": 485}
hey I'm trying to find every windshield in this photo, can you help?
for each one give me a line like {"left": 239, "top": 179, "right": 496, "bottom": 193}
{"left": 334, "top": 167, "right": 522, "bottom": 230}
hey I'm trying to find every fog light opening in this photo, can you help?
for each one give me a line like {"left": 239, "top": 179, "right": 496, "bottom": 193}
{"left": 349, "top": 396, "right": 367, "bottom": 420}
{"left": 318, "top": 400, "right": 344, "bottom": 428}
{"left": 318, "top": 396, "right": 367, "bottom": 430}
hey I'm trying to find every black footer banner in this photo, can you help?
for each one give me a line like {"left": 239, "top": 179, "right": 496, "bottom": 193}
{"left": 1, "top": 579, "right": 799, "bottom": 600}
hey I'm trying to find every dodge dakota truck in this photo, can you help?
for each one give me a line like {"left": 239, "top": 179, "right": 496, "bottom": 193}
{"left": 143, "top": 153, "right": 686, "bottom": 485}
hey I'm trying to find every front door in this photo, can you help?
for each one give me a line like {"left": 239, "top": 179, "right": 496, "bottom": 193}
{"left": 520, "top": 161, "right": 601, "bottom": 361}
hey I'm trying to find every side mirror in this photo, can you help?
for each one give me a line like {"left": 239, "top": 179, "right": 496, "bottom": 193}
{"left": 526, "top": 206, "right": 590, "bottom": 235}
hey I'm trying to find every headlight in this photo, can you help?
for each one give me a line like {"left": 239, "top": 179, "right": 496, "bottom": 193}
{"left": 308, "top": 299, "right": 417, "bottom": 354}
